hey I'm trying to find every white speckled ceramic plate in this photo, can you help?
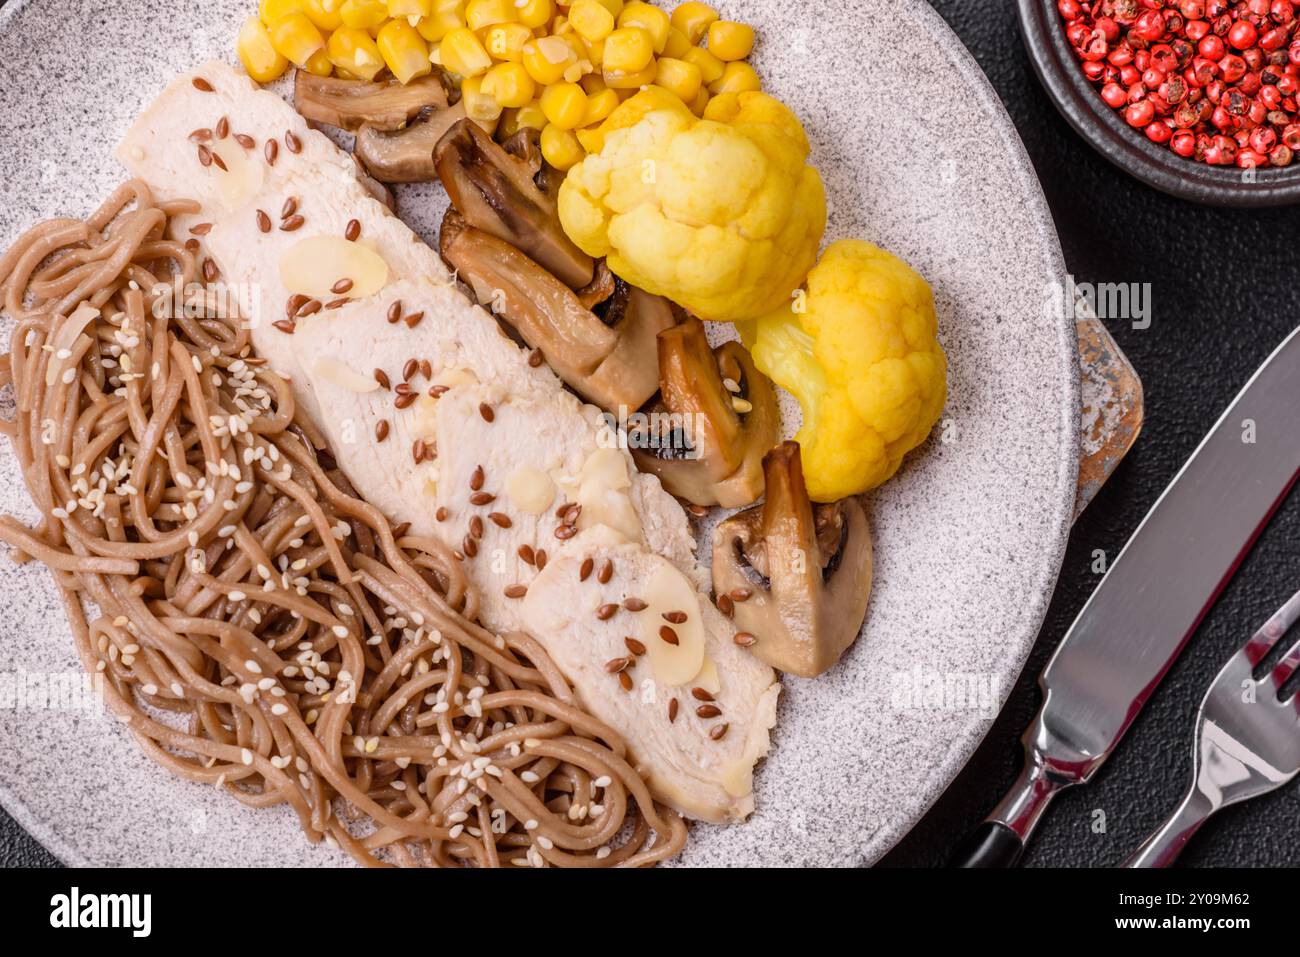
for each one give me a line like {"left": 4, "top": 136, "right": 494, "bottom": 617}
{"left": 0, "top": 0, "right": 1078, "bottom": 866}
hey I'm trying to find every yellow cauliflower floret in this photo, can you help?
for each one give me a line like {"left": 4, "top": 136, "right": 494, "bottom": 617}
{"left": 558, "top": 88, "right": 826, "bottom": 323}
{"left": 740, "top": 240, "right": 948, "bottom": 501}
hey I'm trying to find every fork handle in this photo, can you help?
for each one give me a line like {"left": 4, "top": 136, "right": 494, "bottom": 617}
{"left": 1123, "top": 790, "right": 1216, "bottom": 868}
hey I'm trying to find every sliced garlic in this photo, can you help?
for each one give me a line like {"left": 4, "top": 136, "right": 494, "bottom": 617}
{"left": 314, "top": 356, "right": 380, "bottom": 393}
{"left": 638, "top": 562, "right": 705, "bottom": 687}
{"left": 210, "top": 143, "right": 265, "bottom": 210}
{"left": 433, "top": 366, "right": 480, "bottom": 390}
{"left": 279, "top": 236, "right": 389, "bottom": 301}
{"left": 576, "top": 448, "right": 642, "bottom": 542}
{"left": 506, "top": 466, "right": 556, "bottom": 516}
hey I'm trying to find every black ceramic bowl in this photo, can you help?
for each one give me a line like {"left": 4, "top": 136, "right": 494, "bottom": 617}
{"left": 1019, "top": 0, "right": 1300, "bottom": 207}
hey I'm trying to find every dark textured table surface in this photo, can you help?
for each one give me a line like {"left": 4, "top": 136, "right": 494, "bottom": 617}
{"left": 2, "top": 0, "right": 1298, "bottom": 869}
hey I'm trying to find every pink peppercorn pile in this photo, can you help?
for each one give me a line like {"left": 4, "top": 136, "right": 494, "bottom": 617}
{"left": 1057, "top": 0, "right": 1300, "bottom": 168}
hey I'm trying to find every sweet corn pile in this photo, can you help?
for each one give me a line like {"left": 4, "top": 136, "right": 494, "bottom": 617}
{"left": 236, "top": 0, "right": 760, "bottom": 170}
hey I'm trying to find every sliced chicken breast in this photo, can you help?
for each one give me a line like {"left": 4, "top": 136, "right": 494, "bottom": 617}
{"left": 115, "top": 61, "right": 778, "bottom": 821}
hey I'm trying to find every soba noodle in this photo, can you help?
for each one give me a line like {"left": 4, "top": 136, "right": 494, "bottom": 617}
{"left": 0, "top": 181, "right": 686, "bottom": 867}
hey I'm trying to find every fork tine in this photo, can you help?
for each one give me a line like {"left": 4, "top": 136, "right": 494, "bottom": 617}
{"left": 1243, "top": 586, "right": 1300, "bottom": 668}
{"left": 1269, "top": 634, "right": 1300, "bottom": 700}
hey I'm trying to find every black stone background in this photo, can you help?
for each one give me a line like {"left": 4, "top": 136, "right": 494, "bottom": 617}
{"left": 1, "top": 0, "right": 1298, "bottom": 868}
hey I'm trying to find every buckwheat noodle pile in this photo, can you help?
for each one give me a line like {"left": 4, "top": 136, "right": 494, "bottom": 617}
{"left": 0, "top": 181, "right": 685, "bottom": 867}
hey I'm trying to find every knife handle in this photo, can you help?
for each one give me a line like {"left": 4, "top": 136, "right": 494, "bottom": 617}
{"left": 952, "top": 821, "right": 1024, "bottom": 868}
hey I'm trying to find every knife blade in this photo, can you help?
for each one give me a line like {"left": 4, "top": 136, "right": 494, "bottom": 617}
{"left": 952, "top": 323, "right": 1300, "bottom": 868}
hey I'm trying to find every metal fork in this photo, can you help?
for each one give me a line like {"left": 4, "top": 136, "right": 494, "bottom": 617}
{"left": 1124, "top": 587, "right": 1300, "bottom": 868}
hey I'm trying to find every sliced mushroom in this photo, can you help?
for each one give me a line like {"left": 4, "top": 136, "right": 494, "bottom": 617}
{"left": 350, "top": 155, "right": 396, "bottom": 212}
{"left": 631, "top": 318, "right": 780, "bottom": 509}
{"left": 712, "top": 442, "right": 873, "bottom": 678}
{"left": 294, "top": 71, "right": 451, "bottom": 131}
{"left": 354, "top": 101, "right": 468, "bottom": 183}
{"left": 439, "top": 208, "right": 674, "bottom": 412}
{"left": 441, "top": 209, "right": 676, "bottom": 410}
{"left": 434, "top": 118, "right": 593, "bottom": 289}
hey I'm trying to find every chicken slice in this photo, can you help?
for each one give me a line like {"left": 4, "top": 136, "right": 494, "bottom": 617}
{"left": 520, "top": 527, "right": 780, "bottom": 823}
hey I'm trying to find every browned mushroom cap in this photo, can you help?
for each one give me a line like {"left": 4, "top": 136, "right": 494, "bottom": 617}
{"left": 294, "top": 71, "right": 451, "bottom": 131}
{"left": 711, "top": 441, "right": 873, "bottom": 678}
{"left": 434, "top": 118, "right": 593, "bottom": 289}
{"left": 353, "top": 101, "right": 468, "bottom": 183}
{"left": 631, "top": 318, "right": 780, "bottom": 509}
{"left": 439, "top": 209, "right": 674, "bottom": 413}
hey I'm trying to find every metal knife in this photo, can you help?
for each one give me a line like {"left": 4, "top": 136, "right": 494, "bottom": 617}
{"left": 952, "top": 324, "right": 1300, "bottom": 867}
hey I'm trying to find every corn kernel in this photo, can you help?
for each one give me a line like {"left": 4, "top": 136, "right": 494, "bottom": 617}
{"left": 328, "top": 26, "right": 385, "bottom": 79}
{"left": 387, "top": 0, "right": 432, "bottom": 19}
{"left": 514, "top": 0, "right": 553, "bottom": 30}
{"left": 540, "top": 81, "right": 589, "bottom": 129}
{"left": 270, "top": 13, "right": 326, "bottom": 66}
{"left": 305, "top": 46, "right": 335, "bottom": 75}
{"left": 706, "top": 20, "right": 753, "bottom": 61}
{"left": 603, "top": 26, "right": 653, "bottom": 73}
{"left": 377, "top": 19, "right": 433, "bottom": 82}
{"left": 482, "top": 21, "right": 532, "bottom": 60}
{"left": 541, "top": 123, "right": 584, "bottom": 170}
{"left": 260, "top": 0, "right": 308, "bottom": 27}
{"left": 482, "top": 61, "right": 536, "bottom": 106}
{"left": 708, "top": 59, "right": 759, "bottom": 94}
{"left": 501, "top": 99, "right": 548, "bottom": 135}
{"left": 681, "top": 45, "right": 723, "bottom": 84}
{"left": 238, "top": 17, "right": 291, "bottom": 83}
{"left": 440, "top": 26, "right": 493, "bottom": 75}
{"left": 472, "top": 114, "right": 501, "bottom": 135}
{"left": 654, "top": 56, "right": 701, "bottom": 103}
{"left": 603, "top": 60, "right": 656, "bottom": 88}
{"left": 569, "top": 0, "right": 615, "bottom": 43}
{"left": 585, "top": 36, "right": 606, "bottom": 68}
{"left": 689, "top": 84, "right": 709, "bottom": 116}
{"left": 304, "top": 0, "right": 345, "bottom": 30}
{"left": 522, "top": 35, "right": 576, "bottom": 84}
{"left": 339, "top": 0, "right": 387, "bottom": 29}
{"left": 416, "top": 0, "right": 466, "bottom": 40}
{"left": 589, "top": 0, "right": 624, "bottom": 16}
{"left": 461, "top": 75, "right": 504, "bottom": 121}
{"left": 670, "top": 1, "right": 717, "bottom": 44}
{"left": 662, "top": 26, "right": 691, "bottom": 59}
{"left": 617, "top": 2, "right": 669, "bottom": 53}
{"left": 465, "top": 0, "right": 514, "bottom": 30}
{"left": 582, "top": 86, "right": 620, "bottom": 125}
{"left": 575, "top": 125, "right": 604, "bottom": 153}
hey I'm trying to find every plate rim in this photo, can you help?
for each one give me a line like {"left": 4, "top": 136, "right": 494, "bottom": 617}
{"left": 0, "top": 0, "right": 1080, "bottom": 867}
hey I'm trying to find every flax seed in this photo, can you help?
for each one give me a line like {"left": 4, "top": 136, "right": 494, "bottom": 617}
{"left": 192, "top": 76, "right": 214, "bottom": 92}
{"left": 579, "top": 557, "right": 594, "bottom": 581}
{"left": 469, "top": 491, "right": 495, "bottom": 506}
{"left": 202, "top": 258, "right": 219, "bottom": 283}
{"left": 412, "top": 439, "right": 427, "bottom": 464}
{"left": 184, "top": 238, "right": 200, "bottom": 253}
{"left": 211, "top": 152, "right": 228, "bottom": 172}
{"left": 234, "top": 133, "right": 255, "bottom": 149}
{"left": 596, "top": 603, "right": 619, "bottom": 621}
{"left": 387, "top": 300, "right": 403, "bottom": 324}
{"left": 729, "top": 587, "right": 753, "bottom": 602}
{"left": 696, "top": 704, "right": 721, "bottom": 718}
{"left": 325, "top": 297, "right": 348, "bottom": 309}
{"left": 604, "top": 657, "right": 630, "bottom": 674}
{"left": 733, "top": 631, "right": 757, "bottom": 647}
{"left": 562, "top": 504, "right": 581, "bottom": 526}
{"left": 478, "top": 402, "right": 494, "bottom": 422}
{"left": 404, "top": 311, "right": 424, "bottom": 328}
{"left": 618, "top": 671, "right": 633, "bottom": 692}
{"left": 265, "top": 138, "right": 279, "bottom": 165}
{"left": 489, "top": 512, "right": 512, "bottom": 528}
{"left": 394, "top": 392, "right": 417, "bottom": 410}
{"left": 375, "top": 420, "right": 389, "bottom": 442}
{"left": 668, "top": 698, "right": 679, "bottom": 722}
{"left": 597, "top": 559, "right": 613, "bottom": 584}
{"left": 344, "top": 218, "right": 361, "bottom": 241}
{"left": 469, "top": 516, "right": 484, "bottom": 539}
{"left": 436, "top": 507, "right": 449, "bottom": 522}
{"left": 419, "top": 359, "right": 432, "bottom": 379}
{"left": 190, "top": 222, "right": 213, "bottom": 236}
{"left": 328, "top": 277, "right": 353, "bottom": 296}
{"left": 535, "top": 549, "right": 547, "bottom": 571}
{"left": 215, "top": 116, "right": 229, "bottom": 139}
{"left": 528, "top": 349, "right": 544, "bottom": 368}
{"left": 272, "top": 320, "right": 296, "bottom": 334}
{"left": 403, "top": 358, "right": 418, "bottom": 381}
{"left": 505, "top": 584, "right": 527, "bottom": 599}
{"left": 518, "top": 544, "right": 535, "bottom": 565}
{"left": 717, "top": 594, "right": 734, "bottom": 617}
{"left": 285, "top": 130, "right": 302, "bottom": 153}
{"left": 691, "top": 687, "right": 715, "bottom": 702}
{"left": 429, "top": 384, "right": 449, "bottom": 398}
{"left": 625, "top": 637, "right": 646, "bottom": 656}
{"left": 296, "top": 298, "right": 321, "bottom": 318}
{"left": 624, "top": 597, "right": 648, "bottom": 612}
{"left": 662, "top": 610, "right": 688, "bottom": 624}
{"left": 197, "top": 144, "right": 213, "bottom": 167}
{"left": 280, "top": 214, "right": 305, "bottom": 231}
{"left": 470, "top": 465, "right": 484, "bottom": 491}
{"left": 463, "top": 535, "right": 478, "bottom": 558}
{"left": 256, "top": 209, "right": 272, "bottom": 233}
{"left": 710, "top": 723, "right": 729, "bottom": 741}
{"left": 373, "top": 369, "right": 391, "bottom": 390}
{"left": 189, "top": 128, "right": 212, "bottom": 142}
{"left": 395, "top": 383, "right": 414, "bottom": 396}
{"left": 659, "top": 625, "right": 680, "bottom": 645}
{"left": 554, "top": 524, "right": 577, "bottom": 540}
{"left": 281, "top": 197, "right": 298, "bottom": 219}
